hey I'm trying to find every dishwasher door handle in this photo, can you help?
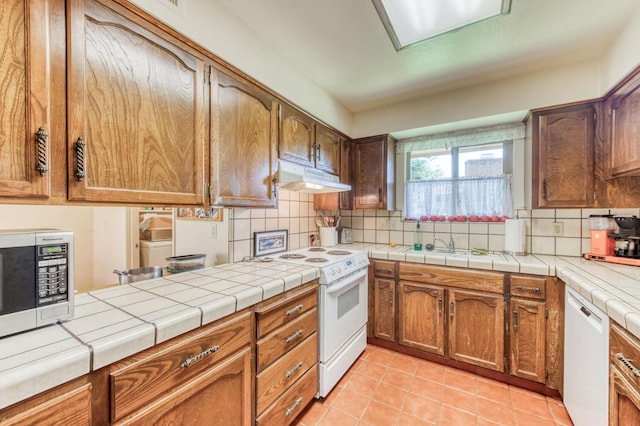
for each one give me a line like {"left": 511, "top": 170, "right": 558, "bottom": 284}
{"left": 580, "top": 306, "right": 592, "bottom": 317}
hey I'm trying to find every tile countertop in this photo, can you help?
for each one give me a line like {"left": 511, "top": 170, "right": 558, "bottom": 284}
{"left": 0, "top": 260, "right": 319, "bottom": 410}
{"left": 3, "top": 244, "right": 640, "bottom": 410}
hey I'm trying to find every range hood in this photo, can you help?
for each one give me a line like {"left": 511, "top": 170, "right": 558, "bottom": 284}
{"left": 277, "top": 159, "right": 351, "bottom": 194}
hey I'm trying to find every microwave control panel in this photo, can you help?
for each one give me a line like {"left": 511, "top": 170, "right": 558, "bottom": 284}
{"left": 36, "top": 243, "right": 69, "bottom": 306}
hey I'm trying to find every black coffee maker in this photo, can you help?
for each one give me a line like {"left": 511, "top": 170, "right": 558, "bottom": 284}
{"left": 609, "top": 216, "right": 640, "bottom": 258}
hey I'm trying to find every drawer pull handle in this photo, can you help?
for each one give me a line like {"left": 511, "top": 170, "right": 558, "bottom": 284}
{"left": 285, "top": 361, "right": 304, "bottom": 379}
{"left": 513, "top": 309, "right": 519, "bottom": 331}
{"left": 75, "top": 137, "right": 86, "bottom": 181}
{"left": 181, "top": 344, "right": 220, "bottom": 368}
{"left": 514, "top": 285, "right": 542, "bottom": 293}
{"left": 285, "top": 397, "right": 304, "bottom": 417}
{"left": 616, "top": 353, "right": 640, "bottom": 377}
{"left": 285, "top": 304, "right": 304, "bottom": 316}
{"left": 375, "top": 268, "right": 393, "bottom": 274}
{"left": 285, "top": 329, "right": 304, "bottom": 344}
{"left": 35, "top": 127, "right": 48, "bottom": 176}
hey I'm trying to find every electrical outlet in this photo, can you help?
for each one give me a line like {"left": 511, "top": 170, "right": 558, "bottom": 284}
{"left": 210, "top": 223, "right": 217, "bottom": 239}
{"left": 552, "top": 222, "right": 564, "bottom": 236}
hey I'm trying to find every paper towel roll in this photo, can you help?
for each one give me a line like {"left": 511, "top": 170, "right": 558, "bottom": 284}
{"left": 504, "top": 219, "right": 526, "bottom": 255}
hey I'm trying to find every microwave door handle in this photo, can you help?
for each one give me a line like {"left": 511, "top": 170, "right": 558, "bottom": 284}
{"left": 325, "top": 269, "right": 368, "bottom": 295}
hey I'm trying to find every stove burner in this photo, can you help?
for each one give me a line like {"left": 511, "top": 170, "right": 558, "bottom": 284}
{"left": 327, "top": 250, "right": 351, "bottom": 255}
{"left": 305, "top": 257, "right": 329, "bottom": 263}
{"left": 308, "top": 247, "right": 326, "bottom": 252}
{"left": 279, "top": 254, "right": 306, "bottom": 259}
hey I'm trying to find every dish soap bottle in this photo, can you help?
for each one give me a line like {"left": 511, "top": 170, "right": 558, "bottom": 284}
{"left": 414, "top": 220, "right": 423, "bottom": 251}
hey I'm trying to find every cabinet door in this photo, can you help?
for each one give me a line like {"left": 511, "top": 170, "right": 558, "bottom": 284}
{"left": 0, "top": 382, "right": 92, "bottom": 426}
{"left": 610, "top": 367, "right": 640, "bottom": 426}
{"left": 0, "top": 0, "right": 51, "bottom": 198}
{"left": 398, "top": 281, "right": 445, "bottom": 356}
{"left": 279, "top": 104, "right": 314, "bottom": 168}
{"left": 373, "top": 277, "right": 396, "bottom": 342}
{"left": 114, "top": 348, "right": 252, "bottom": 426}
{"left": 510, "top": 298, "right": 546, "bottom": 383}
{"left": 354, "top": 136, "right": 394, "bottom": 210}
{"left": 314, "top": 124, "right": 340, "bottom": 175}
{"left": 67, "top": 0, "right": 206, "bottom": 204}
{"left": 448, "top": 289, "right": 504, "bottom": 371}
{"left": 532, "top": 104, "right": 595, "bottom": 208}
{"left": 210, "top": 68, "right": 277, "bottom": 207}
{"left": 339, "top": 139, "right": 353, "bottom": 209}
{"left": 607, "top": 70, "right": 640, "bottom": 178}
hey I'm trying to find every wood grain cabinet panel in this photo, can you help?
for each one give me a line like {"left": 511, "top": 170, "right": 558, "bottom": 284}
{"left": 448, "top": 289, "right": 505, "bottom": 372}
{"left": 509, "top": 298, "right": 546, "bottom": 383}
{"left": 606, "top": 70, "right": 640, "bottom": 178}
{"left": 209, "top": 67, "right": 278, "bottom": 207}
{"left": 398, "top": 281, "right": 444, "bottom": 355}
{"left": 353, "top": 135, "right": 395, "bottom": 210}
{"left": 373, "top": 277, "right": 396, "bottom": 343}
{"left": 113, "top": 348, "right": 252, "bottom": 426}
{"left": 110, "top": 311, "right": 251, "bottom": 423}
{"left": 278, "top": 104, "right": 314, "bottom": 168}
{"left": 314, "top": 124, "right": 340, "bottom": 175}
{"left": 0, "top": 0, "right": 52, "bottom": 198}
{"left": 67, "top": 0, "right": 206, "bottom": 204}
{"left": 532, "top": 102, "right": 595, "bottom": 208}
{"left": 610, "top": 322, "right": 640, "bottom": 426}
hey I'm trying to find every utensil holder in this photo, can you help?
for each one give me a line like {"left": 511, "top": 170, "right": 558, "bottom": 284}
{"left": 319, "top": 227, "right": 337, "bottom": 247}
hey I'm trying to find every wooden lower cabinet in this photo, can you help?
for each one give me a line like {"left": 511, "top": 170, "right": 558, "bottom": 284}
{"left": 398, "top": 281, "right": 444, "bottom": 355}
{"left": 0, "top": 377, "right": 93, "bottom": 426}
{"left": 509, "top": 298, "right": 546, "bottom": 383}
{"left": 448, "top": 289, "right": 504, "bottom": 372}
{"left": 373, "top": 277, "right": 396, "bottom": 342}
{"left": 255, "top": 282, "right": 319, "bottom": 425}
{"left": 113, "top": 348, "right": 252, "bottom": 426}
{"left": 610, "top": 322, "right": 640, "bottom": 425}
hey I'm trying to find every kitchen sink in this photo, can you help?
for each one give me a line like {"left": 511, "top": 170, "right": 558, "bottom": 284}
{"left": 403, "top": 247, "right": 505, "bottom": 260}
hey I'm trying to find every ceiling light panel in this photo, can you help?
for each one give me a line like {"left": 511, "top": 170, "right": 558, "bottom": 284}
{"left": 373, "top": 0, "right": 512, "bottom": 50}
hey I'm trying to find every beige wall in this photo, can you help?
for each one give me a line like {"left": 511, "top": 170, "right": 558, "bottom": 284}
{"left": 0, "top": 205, "right": 127, "bottom": 292}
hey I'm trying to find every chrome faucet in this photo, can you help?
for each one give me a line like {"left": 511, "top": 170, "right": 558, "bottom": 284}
{"left": 434, "top": 236, "right": 455, "bottom": 253}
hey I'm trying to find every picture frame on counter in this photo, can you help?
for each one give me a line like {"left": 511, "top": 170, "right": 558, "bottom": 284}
{"left": 254, "top": 229, "right": 288, "bottom": 257}
{"left": 176, "top": 207, "right": 223, "bottom": 222}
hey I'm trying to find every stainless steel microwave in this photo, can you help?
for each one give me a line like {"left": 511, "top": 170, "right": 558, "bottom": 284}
{"left": 0, "top": 229, "right": 74, "bottom": 337}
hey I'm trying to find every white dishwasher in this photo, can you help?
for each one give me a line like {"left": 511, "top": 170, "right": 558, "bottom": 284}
{"left": 564, "top": 286, "right": 609, "bottom": 426}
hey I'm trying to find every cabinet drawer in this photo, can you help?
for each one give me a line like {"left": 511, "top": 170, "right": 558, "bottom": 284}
{"left": 110, "top": 310, "right": 251, "bottom": 422}
{"left": 256, "top": 366, "right": 318, "bottom": 426}
{"left": 611, "top": 322, "right": 640, "bottom": 390}
{"left": 399, "top": 263, "right": 504, "bottom": 294}
{"left": 257, "top": 308, "right": 318, "bottom": 372}
{"left": 373, "top": 260, "right": 396, "bottom": 278}
{"left": 510, "top": 275, "right": 546, "bottom": 300}
{"left": 257, "top": 333, "right": 317, "bottom": 414}
{"left": 257, "top": 287, "right": 317, "bottom": 339}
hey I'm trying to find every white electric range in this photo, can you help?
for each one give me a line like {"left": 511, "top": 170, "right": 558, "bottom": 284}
{"left": 273, "top": 246, "right": 369, "bottom": 398}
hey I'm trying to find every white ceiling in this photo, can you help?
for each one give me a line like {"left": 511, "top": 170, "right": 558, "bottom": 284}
{"left": 217, "top": 0, "right": 637, "bottom": 114}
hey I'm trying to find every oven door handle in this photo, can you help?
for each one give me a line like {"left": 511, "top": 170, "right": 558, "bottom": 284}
{"left": 325, "top": 269, "right": 368, "bottom": 295}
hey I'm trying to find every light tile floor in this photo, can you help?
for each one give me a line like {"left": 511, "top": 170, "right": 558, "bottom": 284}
{"left": 296, "top": 345, "right": 574, "bottom": 426}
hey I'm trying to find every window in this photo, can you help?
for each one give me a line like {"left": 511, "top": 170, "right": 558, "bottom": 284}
{"left": 398, "top": 123, "right": 524, "bottom": 222}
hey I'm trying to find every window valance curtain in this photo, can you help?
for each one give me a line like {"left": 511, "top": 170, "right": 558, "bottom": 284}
{"left": 396, "top": 123, "right": 525, "bottom": 153}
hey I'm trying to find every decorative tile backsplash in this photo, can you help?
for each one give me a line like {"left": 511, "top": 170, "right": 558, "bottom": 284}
{"left": 228, "top": 190, "right": 639, "bottom": 260}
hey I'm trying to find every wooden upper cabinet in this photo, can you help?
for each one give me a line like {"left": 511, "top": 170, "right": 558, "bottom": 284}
{"left": 607, "top": 68, "right": 640, "bottom": 178}
{"left": 532, "top": 103, "right": 595, "bottom": 208}
{"left": 209, "top": 67, "right": 278, "bottom": 208}
{"left": 278, "top": 104, "right": 340, "bottom": 175}
{"left": 67, "top": 0, "right": 206, "bottom": 204}
{"left": 353, "top": 135, "right": 395, "bottom": 210}
{"left": 279, "top": 103, "right": 314, "bottom": 168}
{"left": 314, "top": 124, "right": 340, "bottom": 175}
{"left": 0, "top": 0, "right": 52, "bottom": 198}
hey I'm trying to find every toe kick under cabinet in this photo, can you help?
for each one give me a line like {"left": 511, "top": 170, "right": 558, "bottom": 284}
{"left": 254, "top": 283, "right": 319, "bottom": 426}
